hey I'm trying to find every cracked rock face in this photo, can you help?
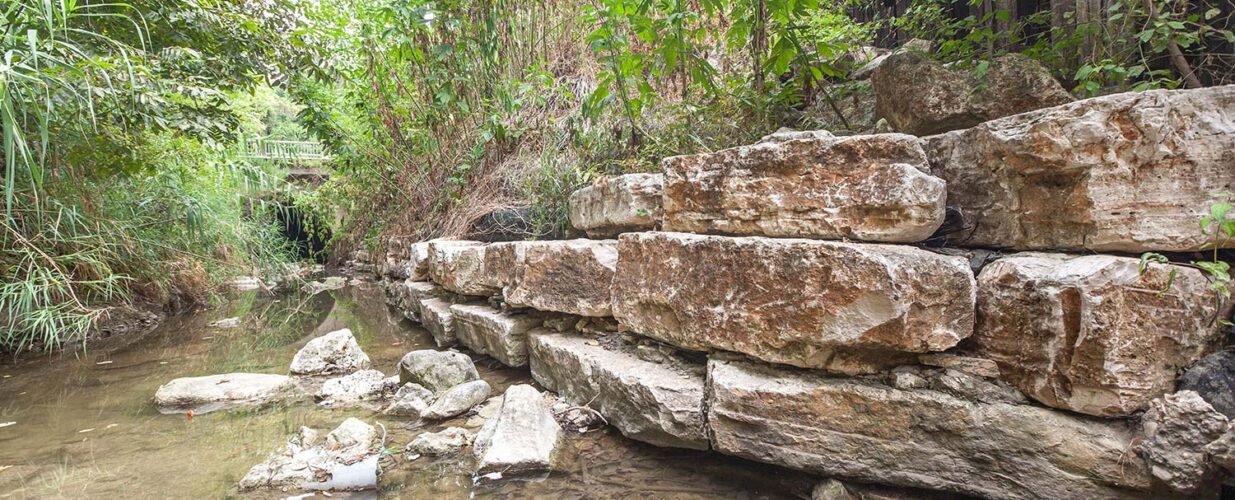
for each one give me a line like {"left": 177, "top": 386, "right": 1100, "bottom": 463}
{"left": 528, "top": 330, "right": 708, "bottom": 449}
{"left": 451, "top": 304, "right": 540, "bottom": 367}
{"left": 472, "top": 384, "right": 563, "bottom": 474}
{"left": 154, "top": 373, "right": 300, "bottom": 414}
{"left": 289, "top": 329, "right": 371, "bottom": 376}
{"left": 428, "top": 240, "right": 497, "bottom": 296}
{"left": 611, "top": 232, "right": 975, "bottom": 372}
{"left": 974, "top": 253, "right": 1227, "bottom": 416}
{"left": 706, "top": 358, "right": 1154, "bottom": 500}
{"left": 662, "top": 133, "right": 945, "bottom": 243}
{"left": 872, "top": 51, "right": 1073, "bottom": 135}
{"left": 926, "top": 86, "right": 1235, "bottom": 252}
{"left": 569, "top": 173, "right": 664, "bottom": 238}
{"left": 486, "top": 240, "right": 618, "bottom": 317}
{"left": 1141, "top": 391, "right": 1228, "bottom": 495}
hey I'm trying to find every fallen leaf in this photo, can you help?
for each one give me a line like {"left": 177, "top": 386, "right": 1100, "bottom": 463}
{"left": 95, "top": 361, "right": 113, "bottom": 365}
{"left": 406, "top": 453, "right": 421, "bottom": 461}
{"left": 201, "top": 336, "right": 213, "bottom": 340}
{"left": 480, "top": 472, "right": 503, "bottom": 481}
{"left": 159, "top": 361, "right": 168, "bottom": 365}
{"left": 105, "top": 423, "right": 118, "bottom": 430}
{"left": 0, "top": 422, "right": 15, "bottom": 428}
{"left": 78, "top": 428, "right": 95, "bottom": 433}
{"left": 0, "top": 465, "right": 11, "bottom": 473}
{"left": 585, "top": 340, "right": 599, "bottom": 346}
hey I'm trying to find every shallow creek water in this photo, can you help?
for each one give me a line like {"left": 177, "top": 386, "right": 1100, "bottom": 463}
{"left": 0, "top": 280, "right": 809, "bottom": 499}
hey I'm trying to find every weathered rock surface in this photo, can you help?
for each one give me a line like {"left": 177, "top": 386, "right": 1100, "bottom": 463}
{"left": 612, "top": 232, "right": 975, "bottom": 372}
{"left": 398, "top": 281, "right": 441, "bottom": 321}
{"left": 428, "top": 240, "right": 497, "bottom": 296}
{"left": 418, "top": 297, "right": 458, "bottom": 347}
{"left": 873, "top": 51, "right": 1073, "bottom": 135}
{"left": 239, "top": 418, "right": 379, "bottom": 491}
{"left": 1204, "top": 426, "right": 1235, "bottom": 475}
{"left": 154, "top": 373, "right": 300, "bottom": 413}
{"left": 451, "top": 304, "right": 540, "bottom": 367}
{"left": 407, "top": 427, "right": 474, "bottom": 456}
{"left": 569, "top": 173, "right": 664, "bottom": 237}
{"left": 662, "top": 133, "right": 944, "bottom": 243}
{"left": 486, "top": 239, "right": 618, "bottom": 317}
{"left": 397, "top": 350, "right": 480, "bottom": 393}
{"left": 408, "top": 242, "right": 431, "bottom": 281}
{"left": 926, "top": 86, "right": 1235, "bottom": 252}
{"left": 385, "top": 383, "right": 435, "bottom": 417}
{"left": 317, "top": 370, "right": 398, "bottom": 407}
{"left": 422, "top": 380, "right": 492, "bottom": 420}
{"left": 1140, "top": 391, "right": 1228, "bottom": 495}
{"left": 289, "top": 329, "right": 371, "bottom": 376}
{"left": 473, "top": 384, "right": 563, "bottom": 474}
{"left": 974, "top": 253, "right": 1226, "bottom": 416}
{"left": 1180, "top": 351, "right": 1235, "bottom": 419}
{"left": 528, "top": 331, "right": 708, "bottom": 449}
{"left": 706, "top": 358, "right": 1154, "bottom": 500}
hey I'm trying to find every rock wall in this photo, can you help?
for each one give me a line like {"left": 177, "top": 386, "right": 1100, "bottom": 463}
{"left": 368, "top": 85, "right": 1235, "bottom": 499}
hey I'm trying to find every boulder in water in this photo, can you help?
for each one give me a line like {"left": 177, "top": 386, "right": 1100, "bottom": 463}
{"left": 406, "top": 427, "right": 474, "bottom": 456}
{"left": 473, "top": 384, "right": 563, "bottom": 474}
{"left": 422, "top": 379, "right": 492, "bottom": 420}
{"left": 397, "top": 350, "right": 480, "bottom": 393}
{"left": 239, "top": 418, "right": 380, "bottom": 491}
{"left": 289, "top": 329, "right": 371, "bottom": 376}
{"left": 154, "top": 373, "right": 301, "bottom": 414}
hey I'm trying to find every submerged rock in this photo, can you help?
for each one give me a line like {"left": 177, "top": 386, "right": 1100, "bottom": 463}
{"left": 529, "top": 330, "right": 708, "bottom": 449}
{"left": 1180, "top": 351, "right": 1235, "bottom": 419}
{"left": 611, "top": 232, "right": 975, "bottom": 372}
{"left": 568, "top": 173, "right": 664, "bottom": 238}
{"left": 451, "top": 303, "right": 540, "bottom": 367}
{"left": 706, "top": 358, "right": 1154, "bottom": 500}
{"left": 926, "top": 85, "right": 1235, "bottom": 252}
{"left": 486, "top": 239, "right": 618, "bottom": 317}
{"left": 154, "top": 373, "right": 300, "bottom": 414}
{"left": 422, "top": 380, "right": 492, "bottom": 420}
{"left": 974, "top": 253, "right": 1226, "bottom": 416}
{"left": 662, "top": 133, "right": 943, "bottom": 243}
{"left": 289, "top": 329, "right": 371, "bottom": 376}
{"left": 1140, "top": 391, "right": 1228, "bottom": 495}
{"left": 384, "top": 383, "right": 435, "bottom": 417}
{"left": 473, "top": 384, "right": 563, "bottom": 474}
{"left": 239, "top": 418, "right": 380, "bottom": 491}
{"left": 407, "top": 427, "right": 474, "bottom": 456}
{"left": 872, "top": 51, "right": 1072, "bottom": 135}
{"left": 397, "top": 350, "right": 480, "bottom": 393}
{"left": 317, "top": 370, "right": 398, "bottom": 407}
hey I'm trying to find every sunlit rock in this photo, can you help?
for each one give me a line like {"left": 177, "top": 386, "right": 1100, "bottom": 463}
{"left": 486, "top": 239, "right": 618, "bottom": 317}
{"left": 611, "top": 232, "right": 975, "bottom": 372}
{"left": 925, "top": 85, "right": 1235, "bottom": 252}
{"left": 427, "top": 240, "right": 497, "bottom": 296}
{"left": 154, "top": 373, "right": 301, "bottom": 414}
{"left": 397, "top": 349, "right": 479, "bottom": 393}
{"left": 451, "top": 303, "right": 540, "bottom": 367}
{"left": 289, "top": 329, "right": 371, "bottom": 376}
{"left": 569, "top": 173, "right": 664, "bottom": 238}
{"left": 974, "top": 253, "right": 1227, "bottom": 416}
{"left": 473, "top": 384, "right": 563, "bottom": 474}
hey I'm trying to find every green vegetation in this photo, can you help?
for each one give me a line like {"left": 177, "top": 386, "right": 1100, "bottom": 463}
{"left": 3, "top": 0, "right": 1233, "bottom": 353}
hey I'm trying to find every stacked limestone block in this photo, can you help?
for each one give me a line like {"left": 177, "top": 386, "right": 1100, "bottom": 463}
{"left": 368, "top": 86, "right": 1235, "bottom": 498}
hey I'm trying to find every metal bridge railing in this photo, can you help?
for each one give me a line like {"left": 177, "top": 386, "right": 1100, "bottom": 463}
{"left": 239, "top": 139, "right": 331, "bottom": 162}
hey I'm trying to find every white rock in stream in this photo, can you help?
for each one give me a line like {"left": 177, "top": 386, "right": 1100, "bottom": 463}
{"left": 473, "top": 384, "right": 563, "bottom": 474}
{"left": 154, "top": 373, "right": 300, "bottom": 413}
{"left": 397, "top": 350, "right": 480, "bottom": 393}
{"left": 422, "top": 380, "right": 492, "bottom": 420}
{"left": 289, "top": 329, "right": 371, "bottom": 375}
{"left": 239, "top": 418, "right": 380, "bottom": 491}
{"left": 317, "top": 370, "right": 399, "bottom": 407}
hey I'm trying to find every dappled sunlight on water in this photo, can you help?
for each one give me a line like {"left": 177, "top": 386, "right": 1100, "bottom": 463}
{"left": 0, "top": 281, "right": 807, "bottom": 499}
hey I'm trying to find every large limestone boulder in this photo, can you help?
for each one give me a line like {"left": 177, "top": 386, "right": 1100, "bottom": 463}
{"left": 528, "top": 331, "right": 708, "bottom": 449}
{"left": 451, "top": 303, "right": 541, "bottom": 367}
{"left": 408, "top": 242, "right": 431, "bottom": 281}
{"left": 974, "top": 253, "right": 1227, "bottom": 417}
{"left": 472, "top": 384, "right": 563, "bottom": 474}
{"left": 569, "top": 173, "right": 664, "bottom": 238}
{"left": 611, "top": 232, "right": 975, "bottom": 372}
{"left": 427, "top": 240, "right": 497, "bottom": 296}
{"left": 872, "top": 51, "right": 1073, "bottom": 135}
{"left": 706, "top": 359, "right": 1155, "bottom": 500}
{"left": 154, "top": 373, "right": 300, "bottom": 413}
{"left": 926, "top": 85, "right": 1235, "bottom": 252}
{"left": 1140, "top": 391, "right": 1228, "bottom": 495}
{"left": 289, "top": 329, "right": 371, "bottom": 376}
{"left": 662, "top": 133, "right": 944, "bottom": 243}
{"left": 486, "top": 239, "right": 618, "bottom": 317}
{"left": 397, "top": 350, "right": 480, "bottom": 393}
{"left": 239, "top": 418, "right": 379, "bottom": 491}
